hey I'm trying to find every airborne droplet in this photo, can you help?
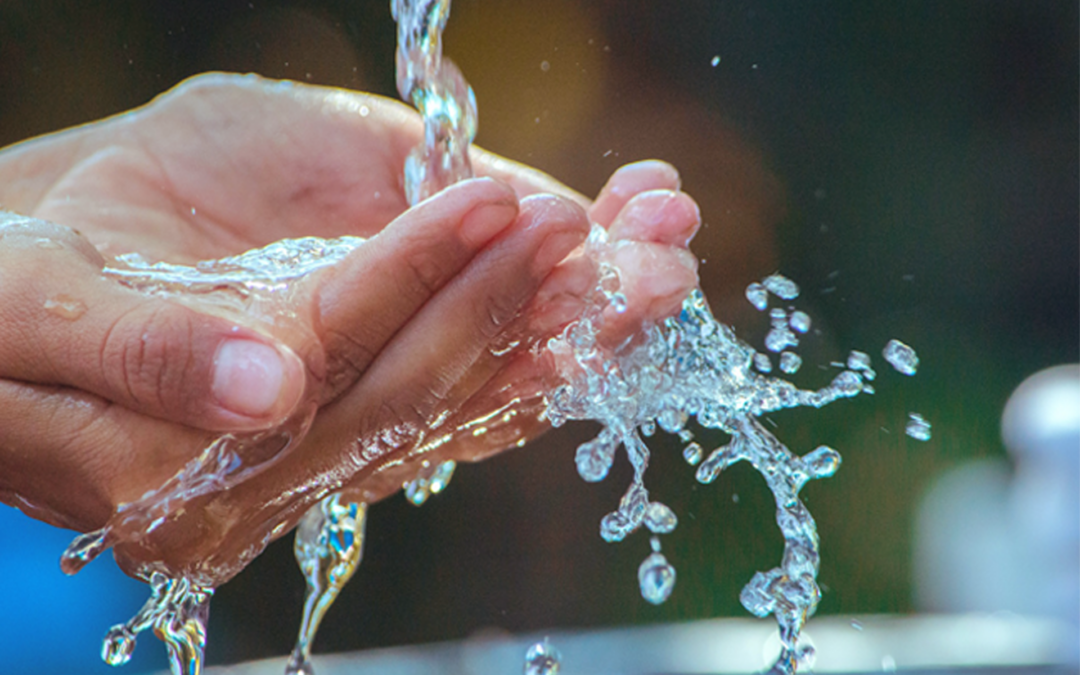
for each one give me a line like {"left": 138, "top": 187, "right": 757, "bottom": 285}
{"left": 524, "top": 638, "right": 561, "bottom": 675}
{"left": 638, "top": 548, "right": 676, "bottom": 605}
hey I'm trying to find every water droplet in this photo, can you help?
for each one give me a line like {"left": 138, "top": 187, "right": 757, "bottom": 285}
{"left": 846, "top": 350, "right": 871, "bottom": 371}
{"left": 710, "top": 55, "right": 721, "bottom": 67}
{"left": 682, "top": 442, "right": 703, "bottom": 465}
{"left": 403, "top": 460, "right": 458, "bottom": 505}
{"left": 779, "top": 351, "right": 802, "bottom": 374}
{"left": 524, "top": 638, "right": 561, "bottom": 675}
{"left": 43, "top": 294, "right": 86, "bottom": 320}
{"left": 883, "top": 339, "right": 918, "bottom": 375}
{"left": 638, "top": 550, "right": 676, "bottom": 604}
{"left": 575, "top": 432, "right": 618, "bottom": 482}
{"left": 765, "top": 327, "right": 798, "bottom": 353}
{"left": 101, "top": 627, "right": 135, "bottom": 666}
{"left": 539, "top": 60, "right": 551, "bottom": 72}
{"left": 765, "top": 308, "right": 798, "bottom": 352}
{"left": 788, "top": 310, "right": 811, "bottom": 333}
{"left": 60, "top": 528, "right": 108, "bottom": 575}
{"left": 359, "top": 105, "right": 370, "bottom": 117}
{"left": 644, "top": 501, "right": 677, "bottom": 534}
{"left": 802, "top": 445, "right": 841, "bottom": 479}
{"left": 745, "top": 282, "right": 768, "bottom": 310}
{"left": 428, "top": 460, "right": 456, "bottom": 494}
{"left": 905, "top": 412, "right": 932, "bottom": 441}
{"left": 762, "top": 273, "right": 800, "bottom": 300}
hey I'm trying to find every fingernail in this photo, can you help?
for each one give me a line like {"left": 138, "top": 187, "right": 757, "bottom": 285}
{"left": 522, "top": 196, "right": 589, "bottom": 276}
{"left": 212, "top": 339, "right": 291, "bottom": 418}
{"left": 460, "top": 198, "right": 518, "bottom": 247}
{"left": 607, "top": 160, "right": 681, "bottom": 196}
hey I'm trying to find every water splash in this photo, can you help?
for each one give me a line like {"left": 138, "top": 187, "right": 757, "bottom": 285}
{"left": 545, "top": 261, "right": 898, "bottom": 673}
{"left": 286, "top": 495, "right": 368, "bottom": 675}
{"left": 101, "top": 572, "right": 212, "bottom": 675}
{"left": 524, "top": 638, "right": 562, "bottom": 675}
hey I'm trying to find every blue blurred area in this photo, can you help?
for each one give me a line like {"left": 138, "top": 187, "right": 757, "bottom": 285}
{"left": 0, "top": 507, "right": 167, "bottom": 675}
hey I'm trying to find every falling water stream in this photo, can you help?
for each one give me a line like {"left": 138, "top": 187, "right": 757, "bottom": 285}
{"left": 48, "top": 2, "right": 930, "bottom": 674}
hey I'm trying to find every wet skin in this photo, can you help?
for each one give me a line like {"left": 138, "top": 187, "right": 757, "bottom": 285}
{"left": 0, "top": 73, "right": 700, "bottom": 585}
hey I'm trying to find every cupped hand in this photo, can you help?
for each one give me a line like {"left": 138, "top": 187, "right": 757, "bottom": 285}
{"left": 0, "top": 73, "right": 700, "bottom": 585}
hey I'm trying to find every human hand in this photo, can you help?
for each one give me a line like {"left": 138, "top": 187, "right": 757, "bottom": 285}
{"left": 0, "top": 73, "right": 700, "bottom": 584}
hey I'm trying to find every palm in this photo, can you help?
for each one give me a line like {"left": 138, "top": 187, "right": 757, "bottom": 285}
{"left": 17, "top": 80, "right": 420, "bottom": 262}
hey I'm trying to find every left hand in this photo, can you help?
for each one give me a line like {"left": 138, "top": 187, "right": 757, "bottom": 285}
{"left": 0, "top": 73, "right": 701, "bottom": 584}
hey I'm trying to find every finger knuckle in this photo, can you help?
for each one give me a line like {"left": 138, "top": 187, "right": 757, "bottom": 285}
{"left": 401, "top": 244, "right": 450, "bottom": 297}
{"left": 100, "top": 303, "right": 195, "bottom": 414}
{"left": 321, "top": 328, "right": 377, "bottom": 401}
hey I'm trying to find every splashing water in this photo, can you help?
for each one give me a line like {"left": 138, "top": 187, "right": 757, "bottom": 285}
{"left": 101, "top": 572, "right": 212, "bottom": 675}
{"left": 524, "top": 638, "right": 562, "bottom": 675}
{"left": 286, "top": 496, "right": 368, "bottom": 675}
{"left": 59, "top": 236, "right": 370, "bottom": 674}
{"left": 542, "top": 264, "right": 928, "bottom": 673}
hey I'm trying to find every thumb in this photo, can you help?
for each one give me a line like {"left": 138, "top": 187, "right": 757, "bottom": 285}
{"left": 0, "top": 213, "right": 306, "bottom": 431}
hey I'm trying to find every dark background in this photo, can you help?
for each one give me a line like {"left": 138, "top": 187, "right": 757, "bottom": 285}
{"left": 0, "top": 1, "right": 1076, "bottom": 673}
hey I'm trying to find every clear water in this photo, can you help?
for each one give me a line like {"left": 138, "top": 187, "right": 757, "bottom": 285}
{"left": 403, "top": 459, "right": 458, "bottom": 506}
{"left": 286, "top": 496, "right": 368, "bottom": 675}
{"left": 543, "top": 265, "right": 928, "bottom": 673}
{"left": 100, "top": 572, "right": 212, "bottom": 675}
{"left": 883, "top": 338, "right": 919, "bottom": 376}
{"left": 905, "top": 412, "right": 932, "bottom": 441}
{"left": 391, "top": 0, "right": 476, "bottom": 206}
{"left": 639, "top": 536, "right": 676, "bottom": 605}
{"left": 524, "top": 638, "right": 562, "bottom": 675}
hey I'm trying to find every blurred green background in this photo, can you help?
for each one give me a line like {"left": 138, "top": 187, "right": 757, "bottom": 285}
{"left": 0, "top": 1, "right": 1076, "bottom": 672}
